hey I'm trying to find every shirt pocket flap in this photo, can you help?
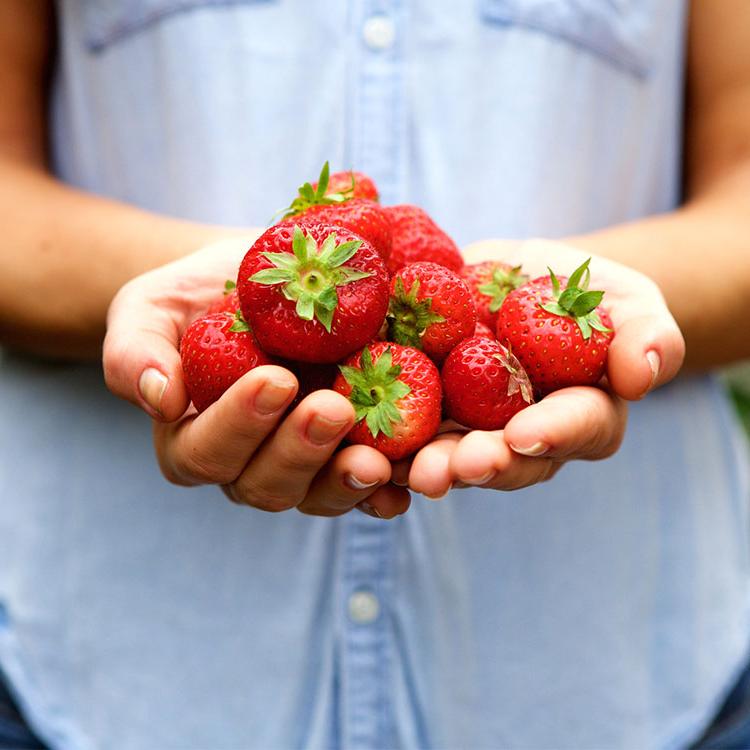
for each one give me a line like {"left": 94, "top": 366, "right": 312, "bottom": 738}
{"left": 82, "top": 0, "right": 273, "bottom": 52}
{"left": 480, "top": 0, "right": 656, "bottom": 78}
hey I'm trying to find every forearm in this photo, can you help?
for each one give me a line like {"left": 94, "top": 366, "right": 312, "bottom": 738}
{"left": 0, "top": 157, "right": 240, "bottom": 360}
{"left": 568, "top": 163, "right": 750, "bottom": 369}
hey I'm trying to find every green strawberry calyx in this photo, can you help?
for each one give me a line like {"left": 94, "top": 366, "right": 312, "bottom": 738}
{"left": 494, "top": 345, "right": 534, "bottom": 404}
{"left": 478, "top": 265, "right": 528, "bottom": 313}
{"left": 228, "top": 309, "right": 251, "bottom": 334}
{"left": 386, "top": 277, "right": 445, "bottom": 349}
{"left": 280, "top": 161, "right": 354, "bottom": 219}
{"left": 339, "top": 347, "right": 411, "bottom": 439}
{"left": 249, "top": 226, "right": 372, "bottom": 333}
{"left": 539, "top": 258, "right": 613, "bottom": 340}
{"left": 223, "top": 279, "right": 236, "bottom": 294}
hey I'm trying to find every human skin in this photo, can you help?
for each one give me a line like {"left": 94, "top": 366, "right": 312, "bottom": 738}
{"left": 0, "top": 1, "right": 744, "bottom": 516}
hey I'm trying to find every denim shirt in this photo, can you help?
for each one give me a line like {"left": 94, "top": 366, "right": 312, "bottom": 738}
{"left": 1, "top": 1, "right": 749, "bottom": 748}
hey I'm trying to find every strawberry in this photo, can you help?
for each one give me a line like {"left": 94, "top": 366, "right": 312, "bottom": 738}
{"left": 333, "top": 342, "right": 442, "bottom": 460}
{"left": 474, "top": 321, "right": 495, "bottom": 339}
{"left": 180, "top": 311, "right": 275, "bottom": 412}
{"left": 237, "top": 223, "right": 389, "bottom": 363}
{"left": 496, "top": 258, "right": 614, "bottom": 394}
{"left": 312, "top": 168, "right": 379, "bottom": 202}
{"left": 460, "top": 261, "right": 527, "bottom": 330}
{"left": 282, "top": 360, "right": 338, "bottom": 410}
{"left": 384, "top": 205, "right": 464, "bottom": 274}
{"left": 441, "top": 336, "right": 534, "bottom": 430}
{"left": 281, "top": 163, "right": 392, "bottom": 261}
{"left": 387, "top": 262, "right": 477, "bottom": 363}
{"left": 205, "top": 280, "right": 240, "bottom": 315}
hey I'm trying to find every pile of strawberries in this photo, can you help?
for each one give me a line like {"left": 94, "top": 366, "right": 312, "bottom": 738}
{"left": 180, "top": 164, "right": 614, "bottom": 460}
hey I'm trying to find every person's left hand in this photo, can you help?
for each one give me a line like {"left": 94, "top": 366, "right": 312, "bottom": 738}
{"left": 394, "top": 239, "right": 685, "bottom": 498}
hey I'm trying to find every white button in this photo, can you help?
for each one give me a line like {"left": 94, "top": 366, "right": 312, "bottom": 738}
{"left": 348, "top": 590, "right": 380, "bottom": 624}
{"left": 363, "top": 15, "right": 396, "bottom": 51}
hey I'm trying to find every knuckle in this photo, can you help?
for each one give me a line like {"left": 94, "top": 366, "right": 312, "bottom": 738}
{"left": 230, "top": 477, "right": 301, "bottom": 512}
{"left": 180, "top": 449, "right": 237, "bottom": 485}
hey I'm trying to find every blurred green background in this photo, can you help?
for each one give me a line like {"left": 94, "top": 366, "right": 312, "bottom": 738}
{"left": 726, "top": 362, "right": 750, "bottom": 438}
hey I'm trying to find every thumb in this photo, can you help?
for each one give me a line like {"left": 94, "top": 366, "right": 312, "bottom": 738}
{"left": 103, "top": 283, "right": 190, "bottom": 421}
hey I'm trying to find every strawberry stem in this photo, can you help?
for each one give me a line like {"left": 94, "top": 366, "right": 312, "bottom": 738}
{"left": 386, "top": 277, "right": 445, "bottom": 349}
{"left": 338, "top": 347, "right": 411, "bottom": 438}
{"left": 249, "top": 226, "right": 372, "bottom": 333}
{"left": 539, "top": 258, "right": 612, "bottom": 340}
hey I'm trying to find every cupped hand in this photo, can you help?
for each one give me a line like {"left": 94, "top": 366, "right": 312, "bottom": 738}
{"left": 103, "top": 236, "right": 410, "bottom": 519}
{"left": 404, "top": 238, "right": 686, "bottom": 498}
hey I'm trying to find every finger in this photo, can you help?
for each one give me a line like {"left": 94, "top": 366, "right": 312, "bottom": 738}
{"left": 103, "top": 280, "right": 188, "bottom": 421}
{"left": 227, "top": 390, "right": 355, "bottom": 512}
{"left": 155, "top": 365, "right": 298, "bottom": 485}
{"left": 606, "top": 313, "right": 685, "bottom": 400}
{"left": 408, "top": 433, "right": 463, "bottom": 499}
{"left": 449, "top": 430, "right": 556, "bottom": 491}
{"left": 357, "top": 483, "right": 412, "bottom": 518}
{"left": 296, "top": 445, "right": 392, "bottom": 517}
{"left": 502, "top": 386, "right": 627, "bottom": 461}
{"left": 390, "top": 459, "right": 412, "bottom": 487}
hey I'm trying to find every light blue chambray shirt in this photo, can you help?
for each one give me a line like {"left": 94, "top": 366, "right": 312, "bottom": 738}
{"left": 1, "top": 1, "right": 750, "bottom": 748}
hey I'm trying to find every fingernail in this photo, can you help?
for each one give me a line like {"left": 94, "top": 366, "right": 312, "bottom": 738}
{"left": 460, "top": 471, "right": 495, "bottom": 486}
{"left": 357, "top": 501, "right": 384, "bottom": 519}
{"left": 306, "top": 414, "right": 350, "bottom": 445}
{"left": 254, "top": 378, "right": 295, "bottom": 415}
{"left": 139, "top": 368, "right": 168, "bottom": 414}
{"left": 345, "top": 474, "right": 380, "bottom": 491}
{"left": 391, "top": 478, "right": 409, "bottom": 487}
{"left": 509, "top": 441, "right": 548, "bottom": 457}
{"left": 423, "top": 485, "right": 451, "bottom": 500}
{"left": 646, "top": 350, "right": 661, "bottom": 389}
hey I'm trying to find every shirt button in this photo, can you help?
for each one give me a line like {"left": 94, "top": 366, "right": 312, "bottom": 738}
{"left": 362, "top": 15, "right": 396, "bottom": 51}
{"left": 348, "top": 590, "right": 380, "bottom": 624}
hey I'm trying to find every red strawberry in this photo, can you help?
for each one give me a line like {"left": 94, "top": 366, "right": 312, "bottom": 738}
{"left": 281, "top": 361, "right": 338, "bottom": 410}
{"left": 333, "top": 342, "right": 442, "bottom": 460}
{"left": 496, "top": 258, "right": 614, "bottom": 394}
{"left": 460, "top": 261, "right": 528, "bottom": 330}
{"left": 205, "top": 280, "right": 240, "bottom": 315}
{"left": 474, "top": 321, "right": 495, "bottom": 339}
{"left": 281, "top": 163, "right": 391, "bottom": 260}
{"left": 237, "top": 223, "right": 389, "bottom": 363}
{"left": 312, "top": 168, "right": 379, "bottom": 202}
{"left": 180, "top": 311, "right": 275, "bottom": 412}
{"left": 387, "top": 262, "right": 477, "bottom": 363}
{"left": 442, "top": 336, "right": 534, "bottom": 430}
{"left": 385, "top": 205, "right": 464, "bottom": 274}
{"left": 286, "top": 200, "right": 392, "bottom": 263}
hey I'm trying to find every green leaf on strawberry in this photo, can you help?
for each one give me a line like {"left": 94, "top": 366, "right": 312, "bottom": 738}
{"left": 478, "top": 265, "right": 527, "bottom": 313}
{"left": 338, "top": 347, "right": 411, "bottom": 438}
{"left": 279, "top": 162, "right": 354, "bottom": 219}
{"left": 249, "top": 226, "right": 372, "bottom": 333}
{"left": 540, "top": 258, "right": 613, "bottom": 340}
{"left": 386, "top": 277, "right": 445, "bottom": 348}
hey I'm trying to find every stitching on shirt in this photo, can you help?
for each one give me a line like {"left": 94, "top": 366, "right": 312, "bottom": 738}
{"left": 85, "top": 0, "right": 272, "bottom": 53}
{"left": 479, "top": 0, "right": 653, "bottom": 79}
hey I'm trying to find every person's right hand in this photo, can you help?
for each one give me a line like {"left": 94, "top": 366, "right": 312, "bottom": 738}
{"left": 103, "top": 236, "right": 410, "bottom": 519}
